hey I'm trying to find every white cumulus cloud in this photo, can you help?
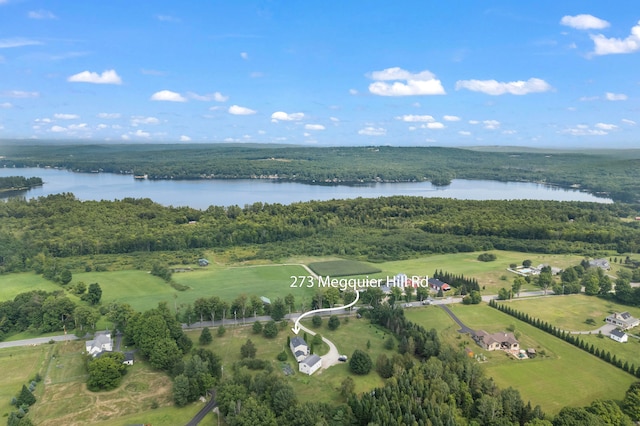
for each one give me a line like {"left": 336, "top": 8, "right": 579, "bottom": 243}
{"left": 0, "top": 102, "right": 12, "bottom": 108}
{"left": 50, "top": 125, "right": 66, "bottom": 133}
{"left": 458, "top": 131, "right": 472, "bottom": 136}
{"left": 456, "top": 78, "right": 552, "bottom": 95}
{"left": 68, "top": 69, "right": 122, "bottom": 84}
{"left": 54, "top": 113, "right": 79, "bottom": 120}
{"left": 622, "top": 119, "right": 636, "bottom": 126}
{"left": 483, "top": 120, "right": 501, "bottom": 130}
{"left": 305, "top": 124, "right": 325, "bottom": 130}
{"left": 180, "top": 135, "right": 192, "bottom": 142}
{"left": 229, "top": 105, "right": 256, "bottom": 115}
{"left": 591, "top": 20, "right": 640, "bottom": 55}
{"left": 605, "top": 92, "right": 627, "bottom": 101}
{"left": 367, "top": 67, "right": 445, "bottom": 96}
{"left": 425, "top": 122, "right": 445, "bottom": 129}
{"left": 595, "top": 122, "right": 618, "bottom": 130}
{"left": 560, "top": 14, "right": 610, "bottom": 30}
{"left": 240, "top": 52, "right": 248, "bottom": 60}
{"left": 151, "top": 90, "right": 187, "bottom": 102}
{"left": 358, "top": 126, "right": 386, "bottom": 136}
{"left": 271, "top": 111, "right": 304, "bottom": 122}
{"left": 131, "top": 116, "right": 159, "bottom": 126}
{"left": 396, "top": 114, "right": 434, "bottom": 122}
{"left": 443, "top": 115, "right": 461, "bottom": 122}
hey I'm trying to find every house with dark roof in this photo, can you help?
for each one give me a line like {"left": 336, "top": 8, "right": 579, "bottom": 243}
{"left": 610, "top": 329, "right": 628, "bottom": 343}
{"left": 299, "top": 354, "right": 322, "bottom": 375}
{"left": 473, "top": 330, "right": 519, "bottom": 352}
{"left": 605, "top": 312, "right": 639, "bottom": 330}
{"left": 428, "top": 278, "right": 451, "bottom": 292}
{"left": 289, "top": 336, "right": 309, "bottom": 362}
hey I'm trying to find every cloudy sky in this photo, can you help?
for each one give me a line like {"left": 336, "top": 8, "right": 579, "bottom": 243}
{"left": 0, "top": 1, "right": 639, "bottom": 147}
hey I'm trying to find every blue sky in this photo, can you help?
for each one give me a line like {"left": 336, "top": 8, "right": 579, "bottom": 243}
{"left": 0, "top": 1, "right": 639, "bottom": 147}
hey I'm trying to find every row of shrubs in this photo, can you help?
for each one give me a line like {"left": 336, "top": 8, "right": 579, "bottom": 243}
{"left": 489, "top": 299, "right": 640, "bottom": 378}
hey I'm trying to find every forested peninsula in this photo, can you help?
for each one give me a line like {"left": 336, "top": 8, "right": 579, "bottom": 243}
{"left": 1, "top": 143, "right": 640, "bottom": 203}
{"left": 0, "top": 176, "right": 42, "bottom": 193}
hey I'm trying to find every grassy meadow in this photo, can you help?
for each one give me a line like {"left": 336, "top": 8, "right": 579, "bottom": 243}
{"left": 405, "top": 303, "right": 637, "bottom": 414}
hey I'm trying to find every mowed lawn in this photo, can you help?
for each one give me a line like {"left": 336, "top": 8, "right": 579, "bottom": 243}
{"left": 374, "top": 251, "right": 586, "bottom": 294}
{"left": 0, "top": 344, "right": 51, "bottom": 419}
{"left": 71, "top": 264, "right": 316, "bottom": 312}
{"left": 0, "top": 272, "right": 61, "bottom": 301}
{"left": 406, "top": 303, "right": 636, "bottom": 415}
{"left": 505, "top": 295, "right": 640, "bottom": 332}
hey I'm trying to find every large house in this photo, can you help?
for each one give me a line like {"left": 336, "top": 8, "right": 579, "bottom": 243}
{"left": 473, "top": 330, "right": 519, "bottom": 352}
{"left": 290, "top": 336, "right": 310, "bottom": 362}
{"left": 299, "top": 354, "right": 322, "bottom": 375}
{"left": 85, "top": 331, "right": 113, "bottom": 357}
{"left": 605, "top": 312, "right": 640, "bottom": 330}
{"left": 610, "top": 329, "right": 628, "bottom": 343}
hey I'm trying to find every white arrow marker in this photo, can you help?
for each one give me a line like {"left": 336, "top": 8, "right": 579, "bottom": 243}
{"left": 292, "top": 290, "right": 360, "bottom": 334}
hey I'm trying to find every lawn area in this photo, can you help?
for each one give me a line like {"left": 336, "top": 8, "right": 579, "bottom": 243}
{"left": 29, "top": 340, "right": 195, "bottom": 426}
{"left": 308, "top": 260, "right": 382, "bottom": 277}
{"left": 72, "top": 270, "right": 175, "bottom": 312}
{"left": 175, "top": 264, "right": 316, "bottom": 307}
{"left": 186, "top": 313, "right": 395, "bottom": 405}
{"left": 506, "top": 294, "right": 640, "bottom": 332}
{"left": 406, "top": 303, "right": 637, "bottom": 415}
{"left": 580, "top": 333, "right": 640, "bottom": 371}
{"left": 0, "top": 272, "right": 61, "bottom": 300}
{"left": 373, "top": 251, "right": 586, "bottom": 295}
{"left": 0, "top": 344, "right": 51, "bottom": 419}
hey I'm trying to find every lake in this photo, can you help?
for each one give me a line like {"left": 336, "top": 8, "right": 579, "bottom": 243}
{"left": 0, "top": 167, "right": 612, "bottom": 209}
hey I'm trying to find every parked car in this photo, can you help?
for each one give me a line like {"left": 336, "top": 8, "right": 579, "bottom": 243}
{"left": 338, "top": 355, "right": 348, "bottom": 362}
{"left": 421, "top": 299, "right": 431, "bottom": 305}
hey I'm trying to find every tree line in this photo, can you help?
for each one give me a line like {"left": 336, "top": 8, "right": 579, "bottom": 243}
{"left": 1, "top": 194, "right": 639, "bottom": 274}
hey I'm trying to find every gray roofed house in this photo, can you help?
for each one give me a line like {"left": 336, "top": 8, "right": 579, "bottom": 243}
{"left": 605, "top": 312, "right": 639, "bottom": 330}
{"left": 86, "top": 331, "right": 113, "bottom": 357}
{"left": 589, "top": 258, "right": 610, "bottom": 270}
{"left": 473, "top": 330, "right": 519, "bottom": 352}
{"left": 290, "top": 336, "right": 309, "bottom": 362}
{"left": 299, "top": 354, "right": 322, "bottom": 375}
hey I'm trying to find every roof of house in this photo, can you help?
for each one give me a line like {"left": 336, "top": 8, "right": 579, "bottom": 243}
{"left": 301, "top": 354, "right": 322, "bottom": 367}
{"left": 291, "top": 336, "right": 307, "bottom": 348}
{"left": 611, "top": 329, "right": 627, "bottom": 338}
{"left": 124, "top": 351, "right": 135, "bottom": 362}
{"left": 474, "top": 330, "right": 518, "bottom": 346}
{"left": 260, "top": 296, "right": 271, "bottom": 305}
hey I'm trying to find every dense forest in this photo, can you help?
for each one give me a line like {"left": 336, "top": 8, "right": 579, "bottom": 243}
{"left": 0, "top": 195, "right": 639, "bottom": 273}
{"left": 0, "top": 176, "right": 42, "bottom": 192}
{"left": 1, "top": 143, "right": 640, "bottom": 203}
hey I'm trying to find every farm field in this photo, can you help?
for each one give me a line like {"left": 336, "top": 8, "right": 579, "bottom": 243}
{"left": 0, "top": 272, "right": 61, "bottom": 300}
{"left": 505, "top": 294, "right": 640, "bottom": 332}
{"left": 406, "top": 303, "right": 637, "bottom": 414}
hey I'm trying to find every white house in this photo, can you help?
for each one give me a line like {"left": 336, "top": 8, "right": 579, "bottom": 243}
{"left": 610, "top": 329, "right": 628, "bottom": 343}
{"left": 605, "top": 312, "right": 640, "bottom": 330}
{"left": 86, "top": 331, "right": 113, "bottom": 357}
{"left": 290, "top": 336, "right": 309, "bottom": 362}
{"left": 299, "top": 354, "right": 322, "bottom": 375}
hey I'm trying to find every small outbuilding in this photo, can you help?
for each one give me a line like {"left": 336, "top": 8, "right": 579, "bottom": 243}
{"left": 610, "top": 329, "right": 628, "bottom": 343}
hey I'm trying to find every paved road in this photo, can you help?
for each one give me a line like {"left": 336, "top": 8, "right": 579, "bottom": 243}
{"left": 438, "top": 304, "right": 475, "bottom": 335}
{"left": 0, "top": 334, "right": 78, "bottom": 349}
{"left": 185, "top": 390, "right": 217, "bottom": 426}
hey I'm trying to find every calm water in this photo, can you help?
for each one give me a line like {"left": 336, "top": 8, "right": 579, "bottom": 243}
{"left": 0, "top": 167, "right": 612, "bottom": 209}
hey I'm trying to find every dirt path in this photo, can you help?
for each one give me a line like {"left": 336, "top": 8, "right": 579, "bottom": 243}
{"left": 296, "top": 323, "right": 341, "bottom": 370}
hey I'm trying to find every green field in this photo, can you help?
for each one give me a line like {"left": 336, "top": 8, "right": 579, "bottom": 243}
{"left": 307, "top": 260, "right": 382, "bottom": 277}
{"left": 406, "top": 304, "right": 637, "bottom": 414}
{"left": 0, "top": 344, "right": 51, "bottom": 420}
{"left": 0, "top": 272, "right": 61, "bottom": 300}
{"left": 506, "top": 295, "right": 640, "bottom": 332}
